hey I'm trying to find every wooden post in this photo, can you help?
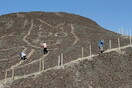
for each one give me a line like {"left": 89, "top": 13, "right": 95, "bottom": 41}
{"left": 118, "top": 38, "right": 120, "bottom": 50}
{"left": 12, "top": 68, "right": 14, "bottom": 81}
{"left": 5, "top": 70, "right": 7, "bottom": 84}
{"left": 89, "top": 45, "right": 91, "bottom": 57}
{"left": 61, "top": 53, "right": 63, "bottom": 66}
{"left": 109, "top": 40, "right": 111, "bottom": 49}
{"left": 42, "top": 60, "right": 44, "bottom": 70}
{"left": 82, "top": 47, "right": 84, "bottom": 58}
{"left": 58, "top": 55, "right": 61, "bottom": 66}
{"left": 39, "top": 60, "right": 42, "bottom": 71}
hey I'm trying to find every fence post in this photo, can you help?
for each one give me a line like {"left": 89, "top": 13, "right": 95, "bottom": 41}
{"left": 82, "top": 47, "right": 84, "bottom": 58}
{"left": 5, "top": 70, "right": 7, "bottom": 84}
{"left": 118, "top": 38, "right": 120, "bottom": 50}
{"left": 39, "top": 60, "right": 42, "bottom": 71}
{"left": 61, "top": 53, "right": 64, "bottom": 69}
{"left": 109, "top": 40, "right": 111, "bottom": 49}
{"left": 61, "top": 53, "right": 63, "bottom": 66}
{"left": 12, "top": 68, "right": 14, "bottom": 81}
{"left": 89, "top": 45, "right": 91, "bottom": 57}
{"left": 58, "top": 55, "right": 61, "bottom": 66}
{"left": 42, "top": 60, "right": 44, "bottom": 70}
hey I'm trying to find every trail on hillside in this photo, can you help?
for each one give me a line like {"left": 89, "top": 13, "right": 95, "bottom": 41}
{"left": 0, "top": 44, "right": 131, "bottom": 84}
{"left": 16, "top": 52, "right": 49, "bottom": 69}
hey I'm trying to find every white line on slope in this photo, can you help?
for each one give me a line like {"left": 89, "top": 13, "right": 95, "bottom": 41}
{"left": 0, "top": 44, "right": 132, "bottom": 84}
{"left": 22, "top": 19, "right": 40, "bottom": 49}
{"left": 16, "top": 52, "right": 49, "bottom": 69}
{"left": 0, "top": 59, "right": 8, "bottom": 62}
{"left": 6, "top": 49, "right": 34, "bottom": 71}
{"left": 37, "top": 18, "right": 54, "bottom": 29}
{"left": 0, "top": 46, "right": 26, "bottom": 52}
{"left": 70, "top": 24, "right": 79, "bottom": 45}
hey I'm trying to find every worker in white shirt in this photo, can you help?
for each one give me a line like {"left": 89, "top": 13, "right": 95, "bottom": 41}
{"left": 42, "top": 42, "right": 48, "bottom": 54}
{"left": 19, "top": 52, "right": 27, "bottom": 60}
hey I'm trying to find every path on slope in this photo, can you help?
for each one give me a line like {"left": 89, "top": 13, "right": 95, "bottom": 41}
{"left": 16, "top": 52, "right": 49, "bottom": 69}
{"left": 0, "top": 44, "right": 131, "bottom": 84}
{"left": 6, "top": 48, "right": 34, "bottom": 71}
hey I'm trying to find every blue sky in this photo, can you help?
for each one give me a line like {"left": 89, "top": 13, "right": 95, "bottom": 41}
{"left": 0, "top": 0, "right": 132, "bottom": 35}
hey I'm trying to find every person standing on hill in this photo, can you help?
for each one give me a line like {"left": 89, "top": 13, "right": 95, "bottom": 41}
{"left": 98, "top": 40, "right": 104, "bottom": 53}
{"left": 19, "top": 52, "right": 27, "bottom": 60}
{"left": 42, "top": 42, "right": 48, "bottom": 54}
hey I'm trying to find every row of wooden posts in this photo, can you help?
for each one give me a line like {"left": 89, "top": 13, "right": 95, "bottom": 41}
{"left": 4, "top": 36, "right": 132, "bottom": 84}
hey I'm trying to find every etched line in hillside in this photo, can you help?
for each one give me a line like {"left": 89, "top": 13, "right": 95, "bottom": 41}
{"left": 23, "top": 19, "right": 28, "bottom": 29}
{"left": 0, "top": 59, "right": 8, "bottom": 62}
{"left": 22, "top": 19, "right": 40, "bottom": 49}
{"left": 16, "top": 52, "right": 49, "bottom": 69}
{"left": 0, "top": 46, "right": 26, "bottom": 52}
{"left": 55, "top": 23, "right": 65, "bottom": 28}
{"left": 1, "top": 44, "right": 131, "bottom": 84}
{"left": 55, "top": 12, "right": 63, "bottom": 17}
{"left": 37, "top": 18, "right": 54, "bottom": 29}
{"left": 27, "top": 49, "right": 35, "bottom": 58}
{"left": 11, "top": 49, "right": 35, "bottom": 69}
{"left": 6, "top": 48, "right": 27, "bottom": 71}
{"left": 70, "top": 24, "right": 79, "bottom": 45}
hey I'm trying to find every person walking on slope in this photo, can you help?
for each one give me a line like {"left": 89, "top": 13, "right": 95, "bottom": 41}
{"left": 42, "top": 42, "right": 48, "bottom": 54}
{"left": 19, "top": 52, "right": 27, "bottom": 60}
{"left": 98, "top": 40, "right": 104, "bottom": 53}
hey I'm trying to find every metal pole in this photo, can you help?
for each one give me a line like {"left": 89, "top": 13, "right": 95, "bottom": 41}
{"left": 42, "top": 60, "right": 44, "bottom": 70}
{"left": 109, "top": 40, "right": 111, "bottom": 49}
{"left": 118, "top": 38, "right": 120, "bottom": 50}
{"left": 89, "top": 45, "right": 91, "bottom": 57}
{"left": 82, "top": 47, "right": 84, "bottom": 57}
{"left": 39, "top": 60, "right": 42, "bottom": 71}
{"left": 5, "top": 70, "right": 7, "bottom": 84}
{"left": 12, "top": 68, "right": 14, "bottom": 81}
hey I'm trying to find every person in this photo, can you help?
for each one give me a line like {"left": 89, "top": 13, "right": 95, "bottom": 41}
{"left": 42, "top": 42, "right": 48, "bottom": 54}
{"left": 19, "top": 52, "right": 27, "bottom": 60}
{"left": 98, "top": 40, "right": 104, "bottom": 53}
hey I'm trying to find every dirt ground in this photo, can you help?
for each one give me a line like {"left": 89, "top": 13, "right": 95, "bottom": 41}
{"left": 0, "top": 12, "right": 131, "bottom": 88}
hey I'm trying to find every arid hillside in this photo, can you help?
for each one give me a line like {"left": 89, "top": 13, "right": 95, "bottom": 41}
{"left": 0, "top": 12, "right": 131, "bottom": 88}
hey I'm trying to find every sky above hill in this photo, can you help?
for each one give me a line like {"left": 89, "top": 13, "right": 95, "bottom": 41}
{"left": 0, "top": 0, "right": 132, "bottom": 35}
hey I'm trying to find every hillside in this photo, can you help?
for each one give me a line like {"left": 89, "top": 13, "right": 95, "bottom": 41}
{"left": 0, "top": 12, "right": 131, "bottom": 88}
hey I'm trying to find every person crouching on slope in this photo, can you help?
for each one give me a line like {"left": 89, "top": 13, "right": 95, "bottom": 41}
{"left": 42, "top": 42, "right": 48, "bottom": 54}
{"left": 98, "top": 40, "right": 104, "bottom": 53}
{"left": 19, "top": 52, "right": 27, "bottom": 60}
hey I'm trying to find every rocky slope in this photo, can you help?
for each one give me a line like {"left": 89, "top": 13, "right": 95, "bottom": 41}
{"left": 0, "top": 12, "right": 131, "bottom": 88}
